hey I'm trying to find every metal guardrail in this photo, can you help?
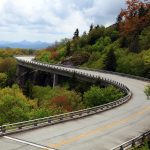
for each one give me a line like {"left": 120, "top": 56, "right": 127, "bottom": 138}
{"left": 56, "top": 64, "right": 150, "bottom": 82}
{"left": 111, "top": 130, "right": 150, "bottom": 150}
{"left": 0, "top": 57, "right": 133, "bottom": 136}
{"left": 14, "top": 55, "right": 150, "bottom": 82}
{"left": 0, "top": 92, "right": 131, "bottom": 137}
{"left": 81, "top": 68, "right": 150, "bottom": 82}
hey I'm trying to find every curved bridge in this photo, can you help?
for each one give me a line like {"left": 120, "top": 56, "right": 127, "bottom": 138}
{"left": 0, "top": 56, "right": 150, "bottom": 150}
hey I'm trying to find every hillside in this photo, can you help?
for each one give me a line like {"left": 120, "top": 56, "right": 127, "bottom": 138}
{"left": 0, "top": 0, "right": 150, "bottom": 125}
{"left": 36, "top": 0, "right": 150, "bottom": 78}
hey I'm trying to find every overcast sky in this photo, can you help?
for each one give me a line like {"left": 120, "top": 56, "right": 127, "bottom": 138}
{"left": 0, "top": 0, "right": 126, "bottom": 43}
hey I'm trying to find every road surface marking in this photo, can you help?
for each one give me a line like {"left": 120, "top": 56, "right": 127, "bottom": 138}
{"left": 47, "top": 106, "right": 150, "bottom": 149}
{"left": 4, "top": 136, "right": 56, "bottom": 150}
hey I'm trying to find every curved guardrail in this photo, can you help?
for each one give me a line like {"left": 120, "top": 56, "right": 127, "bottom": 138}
{"left": 0, "top": 56, "right": 132, "bottom": 136}
{"left": 0, "top": 91, "right": 131, "bottom": 137}
{"left": 56, "top": 64, "right": 150, "bottom": 82}
{"left": 81, "top": 67, "right": 150, "bottom": 82}
{"left": 111, "top": 130, "right": 150, "bottom": 150}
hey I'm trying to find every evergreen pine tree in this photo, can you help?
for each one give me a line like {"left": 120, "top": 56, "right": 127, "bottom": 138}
{"left": 104, "top": 48, "right": 116, "bottom": 71}
{"left": 73, "top": 28, "right": 79, "bottom": 39}
{"left": 89, "top": 24, "right": 94, "bottom": 32}
{"left": 116, "top": 14, "right": 122, "bottom": 30}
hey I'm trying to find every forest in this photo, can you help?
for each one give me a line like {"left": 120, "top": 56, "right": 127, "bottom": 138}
{"left": 36, "top": 0, "right": 150, "bottom": 78}
{"left": 0, "top": 47, "right": 124, "bottom": 125}
{"left": 0, "top": 0, "right": 150, "bottom": 126}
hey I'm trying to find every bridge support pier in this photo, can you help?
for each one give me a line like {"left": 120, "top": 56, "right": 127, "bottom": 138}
{"left": 53, "top": 74, "right": 58, "bottom": 87}
{"left": 16, "top": 65, "right": 29, "bottom": 86}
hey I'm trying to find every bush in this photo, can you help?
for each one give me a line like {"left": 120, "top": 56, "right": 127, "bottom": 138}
{"left": 61, "top": 52, "right": 90, "bottom": 66}
{"left": 139, "top": 26, "right": 150, "bottom": 51}
{"left": 82, "top": 52, "right": 105, "bottom": 69}
{"left": 133, "top": 140, "right": 150, "bottom": 150}
{"left": 0, "top": 85, "right": 31, "bottom": 125}
{"left": 0, "top": 58, "right": 17, "bottom": 86}
{"left": 29, "top": 108, "right": 65, "bottom": 119}
{"left": 83, "top": 86, "right": 124, "bottom": 107}
{"left": 116, "top": 49, "right": 150, "bottom": 78}
{"left": 32, "top": 86, "right": 84, "bottom": 111}
{"left": 116, "top": 53, "right": 145, "bottom": 76}
{"left": 0, "top": 73, "right": 7, "bottom": 87}
{"left": 144, "top": 85, "right": 150, "bottom": 99}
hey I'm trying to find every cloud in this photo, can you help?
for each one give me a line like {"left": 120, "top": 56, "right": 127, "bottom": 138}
{"left": 0, "top": 0, "right": 126, "bottom": 42}
{"left": 84, "top": 0, "right": 126, "bottom": 26}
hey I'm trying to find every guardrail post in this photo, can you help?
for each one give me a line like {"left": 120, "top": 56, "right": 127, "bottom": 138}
{"left": 120, "top": 145, "right": 123, "bottom": 150}
{"left": 18, "top": 125, "right": 22, "bottom": 130}
{"left": 132, "top": 140, "right": 135, "bottom": 147}
{"left": 59, "top": 117, "right": 63, "bottom": 121}
{"left": 48, "top": 119, "right": 51, "bottom": 123}
{"left": 34, "top": 121, "right": 38, "bottom": 126}
{"left": 142, "top": 134, "right": 146, "bottom": 142}
{"left": 1, "top": 126, "right": 6, "bottom": 133}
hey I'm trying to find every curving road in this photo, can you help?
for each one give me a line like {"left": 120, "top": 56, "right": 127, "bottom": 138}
{"left": 0, "top": 56, "right": 150, "bottom": 150}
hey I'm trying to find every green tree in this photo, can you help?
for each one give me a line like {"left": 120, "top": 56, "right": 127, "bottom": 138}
{"left": 139, "top": 26, "right": 150, "bottom": 50}
{"left": 32, "top": 85, "right": 84, "bottom": 111}
{"left": 89, "top": 24, "right": 94, "bottom": 32}
{"left": 24, "top": 80, "right": 33, "bottom": 98}
{"left": 78, "top": 33, "right": 88, "bottom": 48}
{"left": 32, "top": 86, "right": 54, "bottom": 107}
{"left": 116, "top": 51, "right": 147, "bottom": 77}
{"left": 128, "top": 34, "right": 139, "bottom": 53}
{"left": 142, "top": 49, "right": 150, "bottom": 78}
{"left": 104, "top": 48, "right": 116, "bottom": 71}
{"left": 0, "top": 73, "right": 7, "bottom": 88}
{"left": 105, "top": 26, "right": 119, "bottom": 42}
{"left": 0, "top": 58, "right": 17, "bottom": 86}
{"left": 0, "top": 85, "right": 30, "bottom": 125}
{"left": 87, "top": 26, "right": 105, "bottom": 45}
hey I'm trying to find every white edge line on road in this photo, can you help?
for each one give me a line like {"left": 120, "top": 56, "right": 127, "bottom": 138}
{"left": 4, "top": 136, "right": 56, "bottom": 150}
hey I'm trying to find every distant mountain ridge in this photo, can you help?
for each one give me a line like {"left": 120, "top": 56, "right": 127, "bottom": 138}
{"left": 0, "top": 40, "right": 51, "bottom": 49}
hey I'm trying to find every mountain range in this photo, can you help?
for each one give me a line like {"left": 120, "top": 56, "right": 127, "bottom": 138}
{"left": 0, "top": 40, "right": 51, "bottom": 49}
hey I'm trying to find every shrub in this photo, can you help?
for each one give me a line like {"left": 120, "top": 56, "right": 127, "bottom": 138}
{"left": 0, "top": 85, "right": 31, "bottom": 125}
{"left": 0, "top": 73, "right": 7, "bottom": 87}
{"left": 32, "top": 86, "right": 84, "bottom": 111}
{"left": 29, "top": 108, "right": 65, "bottom": 119}
{"left": 83, "top": 86, "right": 124, "bottom": 107}
{"left": 144, "top": 85, "right": 150, "bottom": 99}
{"left": 0, "top": 58, "right": 17, "bottom": 86}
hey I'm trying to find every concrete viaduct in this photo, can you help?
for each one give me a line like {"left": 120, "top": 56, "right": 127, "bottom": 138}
{"left": 0, "top": 56, "right": 150, "bottom": 150}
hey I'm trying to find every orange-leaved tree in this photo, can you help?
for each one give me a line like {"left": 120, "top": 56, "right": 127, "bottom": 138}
{"left": 117, "top": 0, "right": 150, "bottom": 52}
{"left": 50, "top": 96, "right": 72, "bottom": 112}
{"left": 118, "top": 0, "right": 150, "bottom": 36}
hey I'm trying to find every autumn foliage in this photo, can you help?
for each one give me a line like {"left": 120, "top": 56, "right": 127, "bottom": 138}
{"left": 51, "top": 50, "right": 59, "bottom": 59}
{"left": 51, "top": 96, "right": 72, "bottom": 111}
{"left": 118, "top": 0, "right": 150, "bottom": 36}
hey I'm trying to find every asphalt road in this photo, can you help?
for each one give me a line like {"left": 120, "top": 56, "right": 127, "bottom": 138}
{"left": 0, "top": 56, "right": 150, "bottom": 150}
